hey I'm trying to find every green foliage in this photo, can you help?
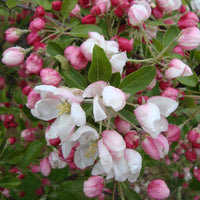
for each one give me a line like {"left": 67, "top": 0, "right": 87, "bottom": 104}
{"left": 88, "top": 45, "right": 112, "bottom": 82}
{"left": 120, "top": 66, "right": 156, "bottom": 94}
{"left": 61, "top": 0, "right": 78, "bottom": 20}
{"left": 5, "top": 0, "right": 17, "bottom": 9}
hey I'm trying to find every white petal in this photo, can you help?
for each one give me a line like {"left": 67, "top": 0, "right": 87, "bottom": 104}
{"left": 31, "top": 98, "right": 60, "bottom": 120}
{"left": 61, "top": 138, "right": 76, "bottom": 159}
{"left": 74, "top": 144, "right": 98, "bottom": 169}
{"left": 109, "top": 52, "right": 127, "bottom": 74}
{"left": 34, "top": 85, "right": 57, "bottom": 99}
{"left": 82, "top": 81, "right": 108, "bottom": 98}
{"left": 102, "top": 86, "right": 126, "bottom": 111}
{"left": 71, "top": 102, "right": 86, "bottom": 126}
{"left": 98, "top": 139, "right": 113, "bottom": 173}
{"left": 105, "top": 40, "right": 119, "bottom": 56}
{"left": 93, "top": 96, "right": 107, "bottom": 121}
{"left": 147, "top": 96, "right": 179, "bottom": 117}
{"left": 71, "top": 125, "right": 99, "bottom": 144}
{"left": 91, "top": 161, "right": 105, "bottom": 175}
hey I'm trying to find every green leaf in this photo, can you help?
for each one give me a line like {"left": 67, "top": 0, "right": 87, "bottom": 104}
{"left": 14, "top": 88, "right": 26, "bottom": 104}
{"left": 125, "top": 189, "right": 141, "bottom": 200}
{"left": 55, "top": 55, "right": 71, "bottom": 70}
{"left": 0, "top": 177, "right": 21, "bottom": 189}
{"left": 120, "top": 66, "right": 156, "bottom": 94}
{"left": 61, "top": 0, "right": 78, "bottom": 20}
{"left": 20, "top": 140, "right": 43, "bottom": 167}
{"left": 0, "top": 88, "right": 8, "bottom": 102}
{"left": 7, "top": 150, "right": 24, "bottom": 165}
{"left": 0, "top": 107, "right": 9, "bottom": 115}
{"left": 182, "top": 97, "right": 196, "bottom": 108}
{"left": 88, "top": 45, "right": 112, "bottom": 82}
{"left": 47, "top": 42, "right": 64, "bottom": 57}
{"left": 70, "top": 25, "right": 103, "bottom": 38}
{"left": 82, "top": 103, "right": 93, "bottom": 117}
{"left": 49, "top": 166, "right": 69, "bottom": 183}
{"left": 176, "top": 72, "right": 198, "bottom": 87}
{"left": 163, "top": 26, "right": 180, "bottom": 47}
{"left": 35, "top": 0, "right": 52, "bottom": 10}
{"left": 189, "top": 178, "right": 200, "bottom": 190}
{"left": 152, "top": 37, "right": 163, "bottom": 52}
{"left": 109, "top": 72, "right": 121, "bottom": 87}
{"left": 194, "top": 50, "right": 200, "bottom": 62}
{"left": 5, "top": 0, "right": 17, "bottom": 8}
{"left": 59, "top": 68, "right": 87, "bottom": 89}
{"left": 0, "top": 7, "right": 9, "bottom": 16}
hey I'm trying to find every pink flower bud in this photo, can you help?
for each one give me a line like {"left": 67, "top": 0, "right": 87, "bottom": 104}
{"left": 173, "top": 45, "right": 184, "bottom": 57}
{"left": 114, "top": 7, "right": 124, "bottom": 17}
{"left": 152, "top": 7, "right": 163, "bottom": 19}
{"left": 26, "top": 89, "right": 41, "bottom": 109}
{"left": 142, "top": 135, "right": 169, "bottom": 160}
{"left": 35, "top": 187, "right": 44, "bottom": 196}
{"left": 83, "top": 176, "right": 104, "bottom": 198}
{"left": 114, "top": 116, "right": 130, "bottom": 134}
{"left": 193, "top": 168, "right": 200, "bottom": 181}
{"left": 91, "top": 4, "right": 106, "bottom": 16}
{"left": 187, "top": 129, "right": 198, "bottom": 143}
{"left": 26, "top": 53, "right": 43, "bottom": 74}
{"left": 128, "top": 1, "right": 151, "bottom": 26}
{"left": 147, "top": 179, "right": 170, "bottom": 200}
{"left": 79, "top": 0, "right": 92, "bottom": 9}
{"left": 31, "top": 165, "right": 40, "bottom": 173}
{"left": 81, "top": 14, "right": 96, "bottom": 24}
{"left": 137, "top": 95, "right": 148, "bottom": 105}
{"left": 185, "top": 150, "right": 197, "bottom": 162}
{"left": 162, "top": 87, "right": 179, "bottom": 100}
{"left": 156, "top": 0, "right": 182, "bottom": 11}
{"left": 165, "top": 59, "right": 193, "bottom": 79}
{"left": 40, "top": 158, "right": 51, "bottom": 177}
{"left": 178, "top": 27, "right": 200, "bottom": 50}
{"left": 49, "top": 137, "right": 61, "bottom": 146}
{"left": 40, "top": 68, "right": 61, "bottom": 86}
{"left": 192, "top": 133, "right": 200, "bottom": 148}
{"left": 21, "top": 128, "right": 36, "bottom": 142}
{"left": 64, "top": 46, "right": 88, "bottom": 70}
{"left": 164, "top": 124, "right": 180, "bottom": 143}
{"left": 2, "top": 47, "right": 25, "bottom": 67}
{"left": 27, "top": 32, "right": 41, "bottom": 45}
{"left": 70, "top": 4, "right": 81, "bottom": 18}
{"left": 5, "top": 27, "right": 20, "bottom": 43}
{"left": 52, "top": 1, "right": 62, "bottom": 11}
{"left": 178, "top": 11, "right": 199, "bottom": 30}
{"left": 117, "top": 37, "right": 134, "bottom": 52}
{"left": 33, "top": 41, "right": 46, "bottom": 52}
{"left": 8, "top": 137, "right": 17, "bottom": 145}
{"left": 125, "top": 131, "right": 139, "bottom": 149}
{"left": 35, "top": 6, "right": 46, "bottom": 17}
{"left": 0, "top": 77, "right": 5, "bottom": 90}
{"left": 29, "top": 18, "right": 45, "bottom": 32}
{"left": 22, "top": 85, "right": 32, "bottom": 96}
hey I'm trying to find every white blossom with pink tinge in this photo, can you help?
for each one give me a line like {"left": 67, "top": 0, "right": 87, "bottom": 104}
{"left": 31, "top": 85, "right": 86, "bottom": 144}
{"left": 134, "top": 96, "right": 179, "bottom": 138}
{"left": 83, "top": 81, "right": 126, "bottom": 122}
{"left": 92, "top": 130, "right": 142, "bottom": 182}
{"left": 165, "top": 59, "right": 193, "bottom": 80}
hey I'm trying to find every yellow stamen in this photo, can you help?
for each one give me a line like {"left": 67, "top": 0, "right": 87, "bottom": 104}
{"left": 84, "top": 141, "right": 97, "bottom": 158}
{"left": 56, "top": 102, "right": 71, "bottom": 116}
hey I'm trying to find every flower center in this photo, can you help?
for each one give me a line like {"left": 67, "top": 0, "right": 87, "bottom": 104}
{"left": 56, "top": 102, "right": 71, "bottom": 116}
{"left": 84, "top": 141, "right": 97, "bottom": 158}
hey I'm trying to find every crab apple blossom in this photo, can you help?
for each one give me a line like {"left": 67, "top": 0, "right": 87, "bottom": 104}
{"left": 162, "top": 87, "right": 179, "bottom": 100}
{"left": 125, "top": 131, "right": 139, "bottom": 149}
{"left": 177, "top": 11, "right": 199, "bottom": 30}
{"left": 92, "top": 130, "right": 142, "bottom": 183}
{"left": 48, "top": 151, "right": 67, "bottom": 169}
{"left": 165, "top": 59, "right": 193, "bottom": 79}
{"left": 25, "top": 53, "right": 43, "bottom": 74}
{"left": 2, "top": 47, "right": 25, "bottom": 66}
{"left": 114, "top": 116, "right": 131, "bottom": 134}
{"left": 40, "top": 158, "right": 51, "bottom": 177}
{"left": 40, "top": 68, "right": 61, "bottom": 86}
{"left": 83, "top": 176, "right": 104, "bottom": 198}
{"left": 69, "top": 4, "right": 81, "bottom": 17}
{"left": 147, "top": 179, "right": 170, "bottom": 200}
{"left": 156, "top": 0, "right": 182, "bottom": 11}
{"left": 164, "top": 124, "right": 180, "bottom": 143}
{"left": 178, "top": 27, "right": 200, "bottom": 50}
{"left": 134, "top": 96, "right": 179, "bottom": 138}
{"left": 21, "top": 128, "right": 36, "bottom": 142}
{"left": 31, "top": 85, "right": 86, "bottom": 146}
{"left": 64, "top": 46, "right": 88, "bottom": 70}
{"left": 83, "top": 81, "right": 126, "bottom": 121}
{"left": 142, "top": 135, "right": 169, "bottom": 160}
{"left": 29, "top": 18, "right": 45, "bottom": 32}
{"left": 191, "top": 0, "right": 200, "bottom": 11}
{"left": 128, "top": 0, "right": 151, "bottom": 26}
{"left": 5, "top": 27, "right": 21, "bottom": 43}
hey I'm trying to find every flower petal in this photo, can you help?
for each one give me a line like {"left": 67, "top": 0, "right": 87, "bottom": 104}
{"left": 71, "top": 102, "right": 86, "bottom": 126}
{"left": 34, "top": 85, "right": 57, "bottom": 99}
{"left": 82, "top": 81, "right": 108, "bottom": 98}
{"left": 93, "top": 96, "right": 107, "bottom": 121}
{"left": 147, "top": 96, "right": 179, "bottom": 117}
{"left": 31, "top": 98, "right": 60, "bottom": 120}
{"left": 102, "top": 86, "right": 126, "bottom": 111}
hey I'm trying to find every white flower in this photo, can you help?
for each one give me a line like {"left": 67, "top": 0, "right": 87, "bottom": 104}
{"left": 83, "top": 81, "right": 126, "bottom": 122}
{"left": 134, "top": 96, "right": 179, "bottom": 138}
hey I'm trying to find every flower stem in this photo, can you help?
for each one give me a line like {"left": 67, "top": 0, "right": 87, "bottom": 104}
{"left": 127, "top": 58, "right": 155, "bottom": 63}
{"left": 119, "top": 183, "right": 125, "bottom": 200}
